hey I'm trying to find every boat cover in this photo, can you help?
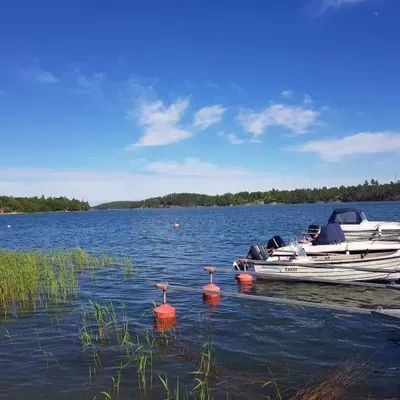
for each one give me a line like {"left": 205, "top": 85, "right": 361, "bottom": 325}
{"left": 328, "top": 208, "right": 366, "bottom": 225}
{"left": 314, "top": 223, "right": 346, "bottom": 245}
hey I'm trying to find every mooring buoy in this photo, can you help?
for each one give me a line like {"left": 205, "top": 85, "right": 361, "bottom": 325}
{"left": 203, "top": 266, "right": 220, "bottom": 303}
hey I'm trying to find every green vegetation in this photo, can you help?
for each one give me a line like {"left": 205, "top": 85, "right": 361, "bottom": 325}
{"left": 79, "top": 304, "right": 365, "bottom": 400}
{"left": 95, "top": 179, "right": 400, "bottom": 209}
{"left": 0, "top": 195, "right": 90, "bottom": 213}
{"left": 0, "top": 248, "right": 130, "bottom": 316}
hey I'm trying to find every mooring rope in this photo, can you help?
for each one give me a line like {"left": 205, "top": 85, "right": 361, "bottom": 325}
{"left": 165, "top": 283, "right": 375, "bottom": 315}
{"left": 100, "top": 253, "right": 400, "bottom": 318}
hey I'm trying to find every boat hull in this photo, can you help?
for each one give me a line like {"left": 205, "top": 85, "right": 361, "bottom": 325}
{"left": 248, "top": 250, "right": 400, "bottom": 282}
{"left": 341, "top": 221, "right": 400, "bottom": 242}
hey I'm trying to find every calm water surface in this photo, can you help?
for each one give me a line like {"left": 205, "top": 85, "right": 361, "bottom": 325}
{"left": 0, "top": 202, "right": 400, "bottom": 399}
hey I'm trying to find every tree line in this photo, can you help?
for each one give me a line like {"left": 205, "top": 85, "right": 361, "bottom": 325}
{"left": 95, "top": 179, "right": 400, "bottom": 209}
{"left": 0, "top": 195, "right": 90, "bottom": 213}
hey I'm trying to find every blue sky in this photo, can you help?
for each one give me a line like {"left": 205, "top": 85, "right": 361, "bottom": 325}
{"left": 1, "top": 0, "right": 399, "bottom": 204}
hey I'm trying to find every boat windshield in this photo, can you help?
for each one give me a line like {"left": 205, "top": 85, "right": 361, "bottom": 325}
{"left": 328, "top": 209, "right": 366, "bottom": 224}
{"left": 359, "top": 211, "right": 367, "bottom": 221}
{"left": 335, "top": 211, "right": 359, "bottom": 224}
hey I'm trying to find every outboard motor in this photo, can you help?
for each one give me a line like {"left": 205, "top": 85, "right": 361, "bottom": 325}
{"left": 246, "top": 244, "right": 270, "bottom": 261}
{"left": 245, "top": 235, "right": 286, "bottom": 262}
{"left": 308, "top": 224, "right": 321, "bottom": 240}
{"left": 266, "top": 235, "right": 286, "bottom": 250}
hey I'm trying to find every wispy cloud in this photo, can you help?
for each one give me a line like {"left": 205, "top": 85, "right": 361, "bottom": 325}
{"left": 21, "top": 63, "right": 59, "bottom": 84}
{"left": 193, "top": 105, "right": 226, "bottom": 130}
{"left": 70, "top": 67, "right": 106, "bottom": 94}
{"left": 308, "top": 0, "right": 369, "bottom": 16}
{"left": 324, "top": 0, "right": 367, "bottom": 8}
{"left": 127, "top": 98, "right": 191, "bottom": 147}
{"left": 280, "top": 90, "right": 293, "bottom": 99}
{"left": 226, "top": 133, "right": 245, "bottom": 145}
{"left": 217, "top": 131, "right": 245, "bottom": 145}
{"left": 238, "top": 103, "right": 319, "bottom": 137}
{"left": 303, "top": 94, "right": 313, "bottom": 105}
{"left": 296, "top": 131, "right": 400, "bottom": 161}
{"left": 143, "top": 157, "right": 249, "bottom": 178}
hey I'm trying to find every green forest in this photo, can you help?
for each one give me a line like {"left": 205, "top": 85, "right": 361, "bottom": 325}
{"left": 0, "top": 195, "right": 90, "bottom": 213}
{"left": 95, "top": 179, "right": 400, "bottom": 209}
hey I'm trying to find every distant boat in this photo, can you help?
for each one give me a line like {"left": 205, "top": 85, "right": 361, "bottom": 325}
{"left": 234, "top": 224, "right": 400, "bottom": 283}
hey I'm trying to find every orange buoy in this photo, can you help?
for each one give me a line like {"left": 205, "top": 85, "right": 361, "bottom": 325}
{"left": 155, "top": 316, "right": 176, "bottom": 333}
{"left": 154, "top": 283, "right": 176, "bottom": 320}
{"left": 236, "top": 273, "right": 253, "bottom": 285}
{"left": 154, "top": 303, "right": 176, "bottom": 319}
{"left": 203, "top": 294, "right": 221, "bottom": 306}
{"left": 203, "top": 266, "right": 220, "bottom": 301}
{"left": 238, "top": 282, "right": 253, "bottom": 294}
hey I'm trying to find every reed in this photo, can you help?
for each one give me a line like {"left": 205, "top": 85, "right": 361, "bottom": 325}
{"left": 0, "top": 248, "right": 123, "bottom": 316}
{"left": 287, "top": 360, "right": 368, "bottom": 400}
{"left": 131, "top": 330, "right": 155, "bottom": 392}
{"left": 158, "top": 374, "right": 182, "bottom": 400}
{"left": 192, "top": 340, "right": 214, "bottom": 400}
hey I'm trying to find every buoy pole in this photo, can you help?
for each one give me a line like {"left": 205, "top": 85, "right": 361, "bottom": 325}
{"left": 236, "top": 260, "right": 253, "bottom": 286}
{"left": 203, "top": 266, "right": 221, "bottom": 305}
{"left": 154, "top": 283, "right": 176, "bottom": 332}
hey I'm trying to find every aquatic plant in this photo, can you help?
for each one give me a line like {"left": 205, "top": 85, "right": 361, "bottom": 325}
{"left": 0, "top": 248, "right": 127, "bottom": 317}
{"left": 287, "top": 360, "right": 368, "bottom": 400}
{"left": 192, "top": 340, "right": 214, "bottom": 400}
{"left": 158, "top": 374, "right": 182, "bottom": 400}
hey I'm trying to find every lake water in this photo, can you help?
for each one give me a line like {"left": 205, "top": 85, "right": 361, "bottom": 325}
{"left": 0, "top": 202, "right": 399, "bottom": 399}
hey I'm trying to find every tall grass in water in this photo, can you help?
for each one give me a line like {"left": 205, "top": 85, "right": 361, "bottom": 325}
{"left": 79, "top": 300, "right": 158, "bottom": 397}
{"left": 0, "top": 248, "right": 121, "bottom": 316}
{"left": 192, "top": 340, "right": 213, "bottom": 400}
{"left": 78, "top": 302, "right": 366, "bottom": 400}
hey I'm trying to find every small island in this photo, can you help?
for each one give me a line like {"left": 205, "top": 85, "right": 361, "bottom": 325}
{"left": 0, "top": 195, "right": 90, "bottom": 214}
{"left": 95, "top": 179, "right": 400, "bottom": 209}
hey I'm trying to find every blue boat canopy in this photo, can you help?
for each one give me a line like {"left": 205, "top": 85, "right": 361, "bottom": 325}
{"left": 314, "top": 223, "right": 346, "bottom": 245}
{"left": 328, "top": 208, "right": 367, "bottom": 225}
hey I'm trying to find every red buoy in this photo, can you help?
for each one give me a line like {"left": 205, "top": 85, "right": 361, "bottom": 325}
{"left": 236, "top": 273, "right": 253, "bottom": 285}
{"left": 155, "top": 316, "right": 176, "bottom": 333}
{"left": 154, "top": 283, "right": 176, "bottom": 320}
{"left": 203, "top": 266, "right": 221, "bottom": 301}
{"left": 154, "top": 303, "right": 176, "bottom": 319}
{"left": 203, "top": 294, "right": 221, "bottom": 306}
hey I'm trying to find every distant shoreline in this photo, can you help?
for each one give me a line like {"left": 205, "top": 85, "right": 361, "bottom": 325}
{"left": 0, "top": 210, "right": 88, "bottom": 216}
{"left": 93, "top": 198, "right": 400, "bottom": 211}
{"left": 94, "top": 181, "right": 400, "bottom": 210}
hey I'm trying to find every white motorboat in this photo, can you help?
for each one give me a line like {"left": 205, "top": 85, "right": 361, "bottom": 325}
{"left": 326, "top": 208, "right": 400, "bottom": 242}
{"left": 234, "top": 223, "right": 400, "bottom": 283}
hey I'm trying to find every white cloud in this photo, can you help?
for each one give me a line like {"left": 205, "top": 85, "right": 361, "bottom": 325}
{"left": 280, "top": 90, "right": 293, "bottom": 99}
{"left": 226, "top": 133, "right": 244, "bottom": 145}
{"left": 143, "top": 157, "right": 249, "bottom": 178}
{"left": 34, "top": 70, "right": 59, "bottom": 84}
{"left": 71, "top": 67, "right": 106, "bottom": 93}
{"left": 217, "top": 131, "right": 245, "bottom": 145}
{"left": 304, "top": 94, "right": 313, "bottom": 105}
{"left": 238, "top": 104, "right": 319, "bottom": 137}
{"left": 310, "top": 0, "right": 368, "bottom": 15}
{"left": 22, "top": 64, "right": 59, "bottom": 84}
{"left": 193, "top": 105, "right": 226, "bottom": 130}
{"left": 127, "top": 98, "right": 191, "bottom": 147}
{"left": 324, "top": 0, "right": 367, "bottom": 8}
{"left": 296, "top": 131, "right": 400, "bottom": 161}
